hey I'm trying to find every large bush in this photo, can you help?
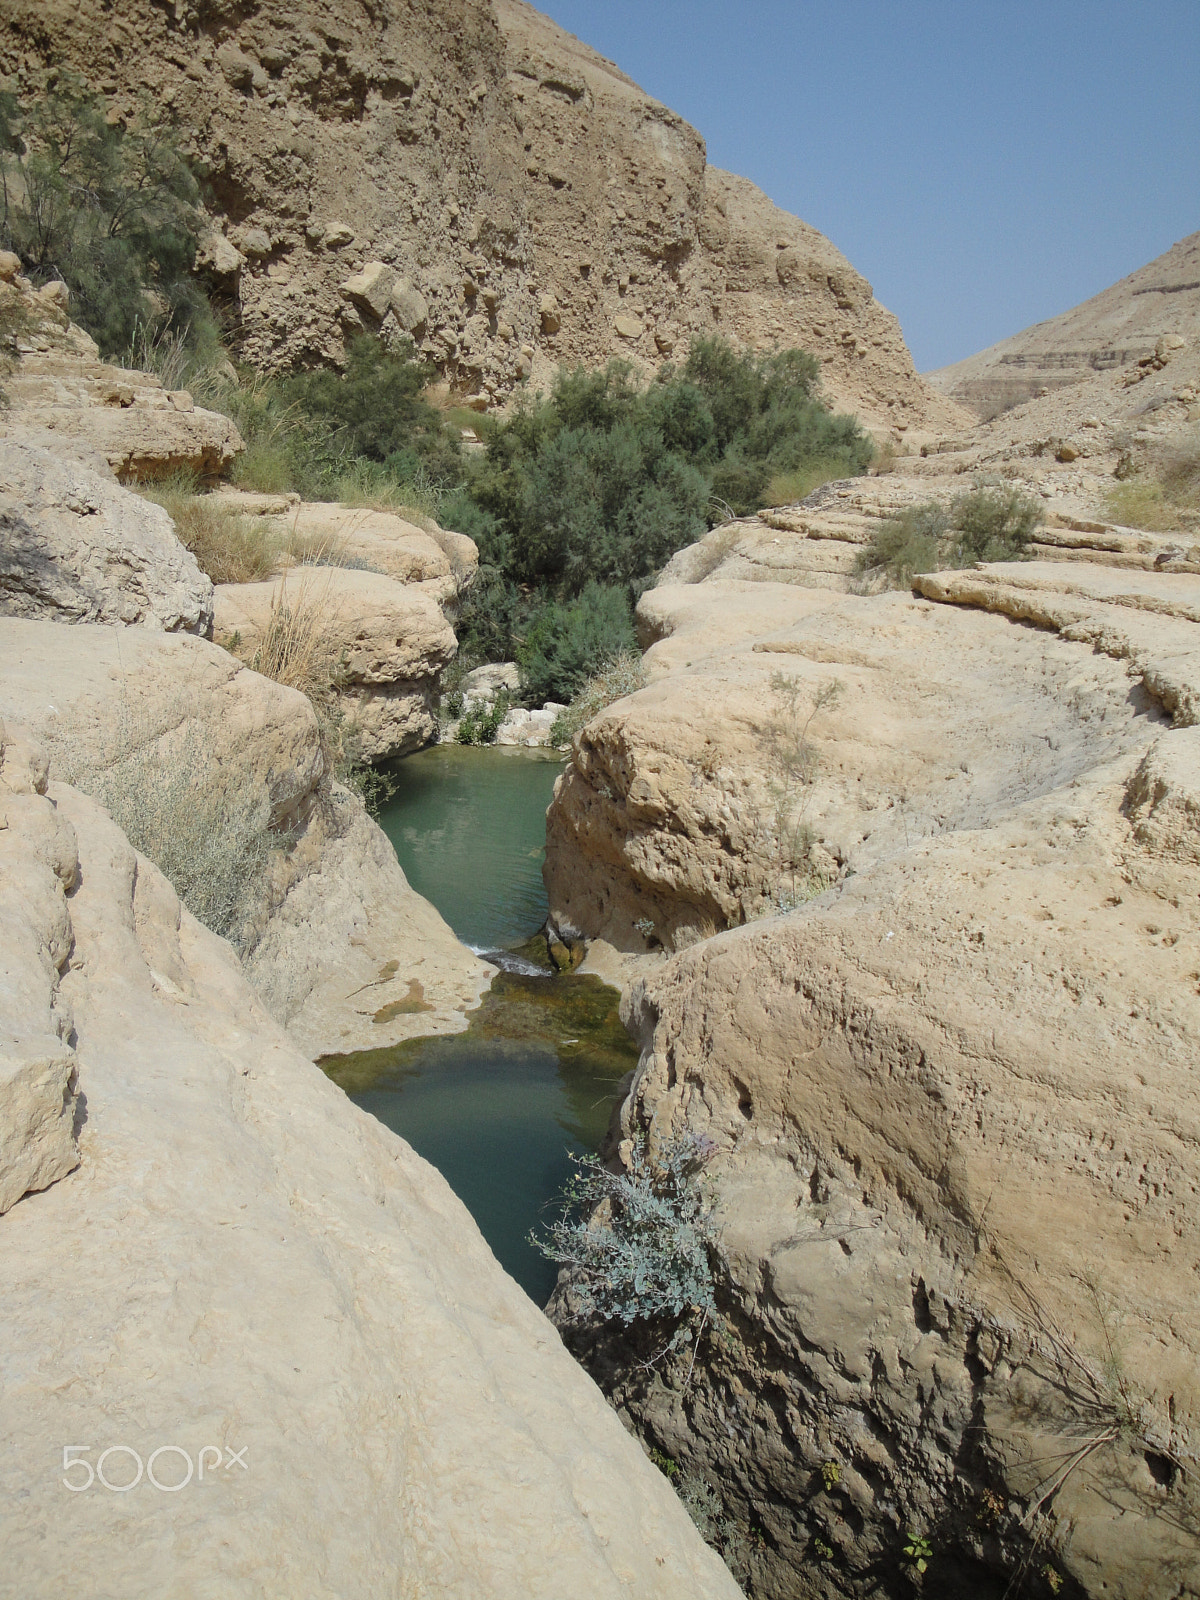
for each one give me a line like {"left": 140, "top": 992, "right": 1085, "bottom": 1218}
{"left": 516, "top": 581, "right": 638, "bottom": 704}
{"left": 0, "top": 80, "right": 214, "bottom": 358}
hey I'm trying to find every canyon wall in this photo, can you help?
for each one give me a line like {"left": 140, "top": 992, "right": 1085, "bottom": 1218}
{"left": 543, "top": 556, "right": 1200, "bottom": 1596}
{"left": 1, "top": 0, "right": 966, "bottom": 438}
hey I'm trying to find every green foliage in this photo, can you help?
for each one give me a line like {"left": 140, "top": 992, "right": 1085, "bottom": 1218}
{"left": 516, "top": 581, "right": 637, "bottom": 705}
{"left": 531, "top": 1133, "right": 718, "bottom": 1338}
{"left": 649, "top": 1449, "right": 679, "bottom": 1480}
{"left": 820, "top": 1460, "right": 841, "bottom": 1492}
{"left": 549, "top": 647, "right": 649, "bottom": 745}
{"left": 857, "top": 482, "right": 1044, "bottom": 588}
{"left": 456, "top": 689, "right": 510, "bottom": 745}
{"left": 0, "top": 78, "right": 213, "bottom": 358}
{"left": 902, "top": 1532, "right": 932, "bottom": 1574}
{"left": 451, "top": 339, "right": 873, "bottom": 613}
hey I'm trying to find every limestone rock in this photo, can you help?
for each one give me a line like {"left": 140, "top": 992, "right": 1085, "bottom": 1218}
{"left": 614, "top": 314, "right": 643, "bottom": 340}
{"left": 389, "top": 277, "right": 429, "bottom": 334}
{"left": 0, "top": 438, "right": 215, "bottom": 633}
{"left": 542, "top": 559, "right": 1200, "bottom": 1596}
{"left": 539, "top": 292, "right": 562, "bottom": 335}
{"left": 341, "top": 260, "right": 397, "bottom": 320}
{"left": 0, "top": 1037, "right": 78, "bottom": 1214}
{"left": 0, "top": 277, "right": 242, "bottom": 480}
{"left": 214, "top": 567, "right": 458, "bottom": 761}
{"left": 0, "top": 756, "right": 744, "bottom": 1599}
{"left": 460, "top": 661, "right": 521, "bottom": 706}
{"left": 0, "top": 617, "right": 486, "bottom": 1056}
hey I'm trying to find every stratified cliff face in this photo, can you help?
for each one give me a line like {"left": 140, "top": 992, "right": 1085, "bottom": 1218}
{"left": 0, "top": 0, "right": 966, "bottom": 437}
{"left": 928, "top": 231, "right": 1200, "bottom": 419}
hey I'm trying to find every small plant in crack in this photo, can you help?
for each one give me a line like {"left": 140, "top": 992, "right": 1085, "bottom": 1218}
{"left": 530, "top": 1131, "right": 718, "bottom": 1369}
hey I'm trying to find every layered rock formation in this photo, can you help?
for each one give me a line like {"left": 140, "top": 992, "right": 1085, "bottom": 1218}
{"left": 542, "top": 557, "right": 1200, "bottom": 1595}
{"left": 929, "top": 231, "right": 1200, "bottom": 420}
{"left": 0, "top": 438, "right": 215, "bottom": 632}
{"left": 215, "top": 565, "right": 458, "bottom": 760}
{"left": 0, "top": 261, "right": 243, "bottom": 478}
{"left": 0, "top": 714, "right": 743, "bottom": 1599}
{"left": 1, "top": 0, "right": 966, "bottom": 438}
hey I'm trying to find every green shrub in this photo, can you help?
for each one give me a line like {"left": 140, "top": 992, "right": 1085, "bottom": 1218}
{"left": 0, "top": 79, "right": 214, "bottom": 359}
{"left": 531, "top": 1133, "right": 718, "bottom": 1340}
{"left": 550, "top": 648, "right": 648, "bottom": 744}
{"left": 517, "top": 581, "right": 637, "bottom": 705}
{"left": 456, "top": 689, "right": 510, "bottom": 745}
{"left": 857, "top": 483, "right": 1043, "bottom": 587}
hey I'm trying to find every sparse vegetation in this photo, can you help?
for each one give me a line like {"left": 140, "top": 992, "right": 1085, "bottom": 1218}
{"left": 755, "top": 673, "right": 843, "bottom": 912}
{"left": 856, "top": 481, "right": 1044, "bottom": 587}
{"left": 138, "top": 473, "right": 279, "bottom": 584}
{"left": 1105, "top": 426, "right": 1200, "bottom": 531}
{"left": 49, "top": 712, "right": 274, "bottom": 955}
{"left": 549, "top": 647, "right": 648, "bottom": 745}
{"left": 531, "top": 1133, "right": 718, "bottom": 1349}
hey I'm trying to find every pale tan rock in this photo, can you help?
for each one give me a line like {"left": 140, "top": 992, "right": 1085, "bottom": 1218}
{"left": 0, "top": 617, "right": 487, "bottom": 1056}
{"left": 0, "top": 767, "right": 743, "bottom": 1599}
{"left": 543, "top": 564, "right": 1200, "bottom": 1595}
{"left": 0, "top": 280, "right": 242, "bottom": 480}
{"left": 0, "top": 1038, "right": 78, "bottom": 1214}
{"left": 0, "top": 250, "right": 21, "bottom": 282}
{"left": 614, "top": 313, "right": 643, "bottom": 340}
{"left": 215, "top": 567, "right": 458, "bottom": 761}
{"left": 0, "top": 438, "right": 214, "bottom": 633}
{"left": 340, "top": 260, "right": 397, "bottom": 320}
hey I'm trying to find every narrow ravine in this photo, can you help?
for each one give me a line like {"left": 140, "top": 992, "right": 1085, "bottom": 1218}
{"left": 320, "top": 745, "right": 637, "bottom": 1302}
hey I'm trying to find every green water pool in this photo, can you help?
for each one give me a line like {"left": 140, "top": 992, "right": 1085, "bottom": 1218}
{"left": 322, "top": 744, "right": 637, "bottom": 1304}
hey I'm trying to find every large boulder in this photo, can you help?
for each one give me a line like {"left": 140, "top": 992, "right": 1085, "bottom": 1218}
{"left": 214, "top": 566, "right": 458, "bottom": 761}
{"left": 0, "top": 617, "right": 488, "bottom": 1056}
{"left": 0, "top": 737, "right": 742, "bottom": 1600}
{"left": 0, "top": 438, "right": 214, "bottom": 633}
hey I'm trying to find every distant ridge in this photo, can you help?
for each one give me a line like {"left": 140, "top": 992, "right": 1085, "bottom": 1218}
{"left": 928, "top": 231, "right": 1200, "bottom": 419}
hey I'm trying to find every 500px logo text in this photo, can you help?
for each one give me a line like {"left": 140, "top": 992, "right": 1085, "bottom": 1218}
{"left": 62, "top": 1444, "right": 248, "bottom": 1492}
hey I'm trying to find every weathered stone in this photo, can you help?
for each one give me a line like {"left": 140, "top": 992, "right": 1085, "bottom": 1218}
{"left": 389, "top": 278, "right": 428, "bottom": 333}
{"left": 614, "top": 314, "right": 643, "bottom": 340}
{"left": 539, "top": 293, "right": 562, "bottom": 334}
{"left": 342, "top": 261, "right": 398, "bottom": 320}
{"left": 0, "top": 751, "right": 742, "bottom": 1600}
{"left": 0, "top": 439, "right": 214, "bottom": 634}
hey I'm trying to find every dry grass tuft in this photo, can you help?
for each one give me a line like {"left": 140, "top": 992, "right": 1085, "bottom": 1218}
{"left": 550, "top": 648, "right": 648, "bottom": 745}
{"left": 762, "top": 458, "right": 852, "bottom": 508}
{"left": 139, "top": 474, "right": 279, "bottom": 584}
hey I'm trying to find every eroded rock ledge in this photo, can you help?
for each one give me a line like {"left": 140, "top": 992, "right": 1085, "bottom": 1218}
{"left": 542, "top": 562, "right": 1200, "bottom": 1597}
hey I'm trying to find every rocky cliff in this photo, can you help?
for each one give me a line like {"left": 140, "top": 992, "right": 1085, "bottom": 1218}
{"left": 1, "top": 0, "right": 965, "bottom": 439}
{"left": 929, "top": 231, "right": 1200, "bottom": 420}
{"left": 542, "top": 554, "right": 1200, "bottom": 1596}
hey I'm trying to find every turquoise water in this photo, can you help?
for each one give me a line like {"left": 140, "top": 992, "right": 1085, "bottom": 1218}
{"left": 374, "top": 743, "right": 563, "bottom": 952}
{"left": 323, "top": 746, "right": 637, "bottom": 1304}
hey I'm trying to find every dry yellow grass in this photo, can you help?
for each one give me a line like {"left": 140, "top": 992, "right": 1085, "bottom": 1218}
{"left": 139, "top": 476, "right": 279, "bottom": 583}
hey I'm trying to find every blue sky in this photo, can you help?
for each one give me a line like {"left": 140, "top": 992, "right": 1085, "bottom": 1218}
{"left": 535, "top": 1, "right": 1200, "bottom": 371}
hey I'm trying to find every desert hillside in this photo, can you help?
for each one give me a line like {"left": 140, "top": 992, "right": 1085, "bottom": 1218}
{"left": 0, "top": 0, "right": 965, "bottom": 438}
{"left": 929, "top": 230, "right": 1200, "bottom": 418}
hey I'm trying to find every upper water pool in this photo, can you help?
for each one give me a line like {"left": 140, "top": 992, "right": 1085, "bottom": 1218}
{"left": 373, "top": 742, "right": 563, "bottom": 952}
